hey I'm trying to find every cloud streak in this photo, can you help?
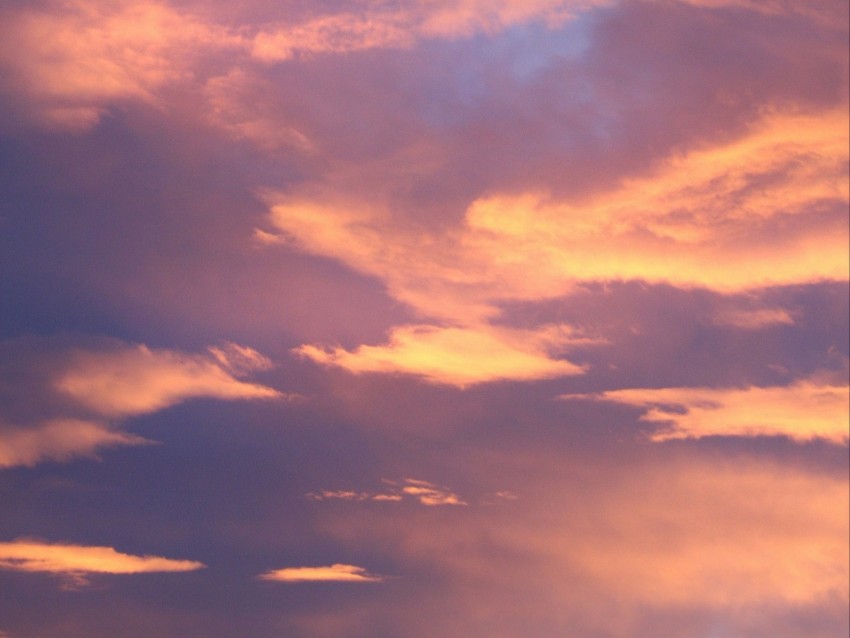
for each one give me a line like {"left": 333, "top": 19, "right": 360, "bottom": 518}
{"left": 0, "top": 419, "right": 150, "bottom": 469}
{"left": 308, "top": 478, "right": 467, "bottom": 506}
{"left": 258, "top": 564, "right": 384, "bottom": 583}
{"left": 55, "top": 342, "right": 281, "bottom": 418}
{"left": 0, "top": 338, "right": 282, "bottom": 469}
{"left": 563, "top": 379, "right": 850, "bottom": 442}
{"left": 0, "top": 539, "right": 204, "bottom": 588}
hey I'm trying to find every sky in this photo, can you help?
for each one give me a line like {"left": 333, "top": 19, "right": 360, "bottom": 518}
{"left": 0, "top": 1, "right": 848, "bottom": 637}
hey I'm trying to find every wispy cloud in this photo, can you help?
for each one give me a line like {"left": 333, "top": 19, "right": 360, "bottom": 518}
{"left": 258, "top": 564, "right": 384, "bottom": 583}
{"left": 0, "top": 539, "right": 204, "bottom": 588}
{"left": 0, "top": 338, "right": 282, "bottom": 469}
{"left": 55, "top": 343, "right": 281, "bottom": 418}
{"left": 297, "top": 325, "right": 587, "bottom": 387}
{"left": 0, "top": 419, "right": 150, "bottom": 469}
{"left": 263, "top": 107, "right": 847, "bottom": 385}
{"left": 308, "top": 478, "right": 467, "bottom": 506}
{"left": 250, "top": 0, "right": 607, "bottom": 61}
{"left": 562, "top": 379, "right": 850, "bottom": 443}
{"left": 711, "top": 307, "right": 795, "bottom": 329}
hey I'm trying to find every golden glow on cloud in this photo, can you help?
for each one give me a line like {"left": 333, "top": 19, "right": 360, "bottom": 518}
{"left": 265, "top": 108, "right": 847, "bottom": 384}
{"left": 567, "top": 461, "right": 850, "bottom": 607}
{"left": 0, "top": 0, "right": 237, "bottom": 130}
{"left": 0, "top": 539, "right": 204, "bottom": 587}
{"left": 564, "top": 380, "right": 850, "bottom": 442}
{"left": 322, "top": 458, "right": 848, "bottom": 615}
{"left": 0, "top": 340, "right": 283, "bottom": 470}
{"left": 465, "top": 109, "right": 849, "bottom": 293}
{"left": 0, "top": 419, "right": 150, "bottom": 469}
{"left": 55, "top": 343, "right": 281, "bottom": 418}
{"left": 296, "top": 324, "right": 586, "bottom": 387}
{"left": 258, "top": 564, "right": 383, "bottom": 583}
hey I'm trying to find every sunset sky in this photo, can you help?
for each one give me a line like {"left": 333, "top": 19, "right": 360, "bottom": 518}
{"left": 0, "top": 1, "right": 848, "bottom": 636}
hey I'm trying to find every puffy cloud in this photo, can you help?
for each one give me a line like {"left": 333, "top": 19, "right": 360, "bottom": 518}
{"left": 0, "top": 539, "right": 204, "bottom": 588}
{"left": 563, "top": 379, "right": 850, "bottom": 442}
{"left": 296, "top": 324, "right": 587, "bottom": 387}
{"left": 55, "top": 343, "right": 281, "bottom": 418}
{"left": 258, "top": 564, "right": 383, "bottom": 583}
{"left": 0, "top": 419, "right": 149, "bottom": 469}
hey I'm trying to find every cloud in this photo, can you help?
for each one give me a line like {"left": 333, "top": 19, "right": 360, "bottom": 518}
{"left": 312, "top": 454, "right": 848, "bottom": 635}
{"left": 0, "top": 419, "right": 150, "bottom": 469}
{"left": 0, "top": 539, "right": 204, "bottom": 588}
{"left": 562, "top": 379, "right": 850, "bottom": 442}
{"left": 463, "top": 108, "right": 849, "bottom": 294}
{"left": 55, "top": 343, "right": 281, "bottom": 418}
{"left": 258, "top": 564, "right": 383, "bottom": 583}
{"left": 308, "top": 478, "right": 466, "bottom": 506}
{"left": 0, "top": 0, "right": 240, "bottom": 130}
{"left": 266, "top": 108, "right": 848, "bottom": 307}
{"left": 398, "top": 478, "right": 467, "bottom": 506}
{"left": 711, "top": 307, "right": 795, "bottom": 329}
{"left": 296, "top": 324, "right": 587, "bottom": 387}
{"left": 264, "top": 107, "right": 845, "bottom": 385}
{"left": 203, "top": 69, "right": 316, "bottom": 152}
{"left": 0, "top": 338, "right": 282, "bottom": 469}
{"left": 250, "top": 0, "right": 606, "bottom": 61}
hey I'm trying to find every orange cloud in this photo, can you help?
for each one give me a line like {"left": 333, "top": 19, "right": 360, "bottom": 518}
{"left": 316, "top": 456, "right": 848, "bottom": 625}
{"left": 296, "top": 324, "right": 587, "bottom": 387}
{"left": 464, "top": 108, "right": 849, "bottom": 294}
{"left": 563, "top": 379, "right": 850, "bottom": 442}
{"left": 55, "top": 343, "right": 281, "bottom": 418}
{"left": 0, "top": 419, "right": 150, "bottom": 469}
{"left": 258, "top": 564, "right": 383, "bottom": 583}
{"left": 0, "top": 539, "right": 204, "bottom": 588}
{"left": 565, "top": 461, "right": 849, "bottom": 607}
{"left": 0, "top": 0, "right": 240, "bottom": 130}
{"left": 267, "top": 108, "right": 847, "bottom": 311}
{"left": 265, "top": 108, "right": 845, "bottom": 384}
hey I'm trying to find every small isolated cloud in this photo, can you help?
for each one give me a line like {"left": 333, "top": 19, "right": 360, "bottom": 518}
{"left": 563, "top": 380, "right": 850, "bottom": 443}
{"left": 0, "top": 419, "right": 150, "bottom": 469}
{"left": 296, "top": 324, "right": 586, "bottom": 387}
{"left": 398, "top": 478, "right": 467, "bottom": 506}
{"left": 308, "top": 478, "right": 466, "bottom": 506}
{"left": 0, "top": 539, "right": 204, "bottom": 588}
{"left": 55, "top": 343, "right": 281, "bottom": 418}
{"left": 258, "top": 564, "right": 383, "bottom": 583}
